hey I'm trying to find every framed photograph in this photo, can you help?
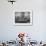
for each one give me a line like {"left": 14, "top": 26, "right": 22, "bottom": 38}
{"left": 14, "top": 10, "right": 33, "bottom": 26}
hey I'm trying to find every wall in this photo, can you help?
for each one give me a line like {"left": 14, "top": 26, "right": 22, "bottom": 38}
{"left": 0, "top": 0, "right": 46, "bottom": 41}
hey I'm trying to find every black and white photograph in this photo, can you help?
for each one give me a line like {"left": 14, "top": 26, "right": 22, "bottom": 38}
{"left": 15, "top": 10, "right": 32, "bottom": 26}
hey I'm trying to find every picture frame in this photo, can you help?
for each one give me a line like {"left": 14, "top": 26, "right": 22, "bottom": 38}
{"left": 14, "top": 10, "right": 33, "bottom": 26}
